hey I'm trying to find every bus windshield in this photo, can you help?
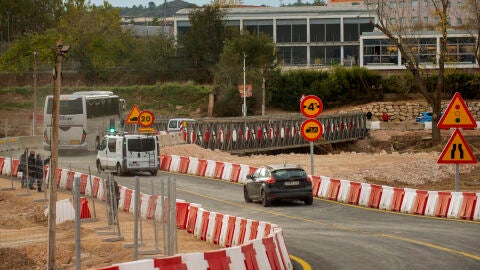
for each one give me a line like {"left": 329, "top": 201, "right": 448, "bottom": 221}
{"left": 46, "top": 97, "right": 83, "bottom": 115}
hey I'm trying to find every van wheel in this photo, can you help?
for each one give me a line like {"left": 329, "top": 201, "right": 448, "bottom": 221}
{"left": 151, "top": 169, "right": 158, "bottom": 176}
{"left": 116, "top": 163, "right": 123, "bottom": 176}
{"left": 96, "top": 160, "right": 103, "bottom": 173}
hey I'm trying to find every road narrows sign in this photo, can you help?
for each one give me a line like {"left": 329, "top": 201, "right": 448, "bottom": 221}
{"left": 300, "top": 95, "right": 323, "bottom": 118}
{"left": 300, "top": 119, "right": 323, "bottom": 142}
{"left": 126, "top": 104, "right": 141, "bottom": 124}
{"left": 138, "top": 110, "right": 155, "bottom": 127}
{"left": 437, "top": 129, "right": 477, "bottom": 164}
{"left": 438, "top": 92, "right": 477, "bottom": 129}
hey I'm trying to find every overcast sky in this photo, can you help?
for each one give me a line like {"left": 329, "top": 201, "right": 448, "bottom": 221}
{"left": 91, "top": 0, "right": 314, "bottom": 8}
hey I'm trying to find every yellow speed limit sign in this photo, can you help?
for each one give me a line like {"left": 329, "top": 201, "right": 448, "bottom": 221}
{"left": 300, "top": 119, "right": 323, "bottom": 142}
{"left": 300, "top": 95, "right": 323, "bottom": 118}
{"left": 138, "top": 110, "right": 155, "bottom": 127}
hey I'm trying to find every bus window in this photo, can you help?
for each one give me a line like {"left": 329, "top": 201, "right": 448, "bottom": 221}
{"left": 46, "top": 97, "right": 83, "bottom": 115}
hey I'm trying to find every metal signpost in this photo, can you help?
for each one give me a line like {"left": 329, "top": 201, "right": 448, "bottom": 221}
{"left": 437, "top": 92, "right": 478, "bottom": 191}
{"left": 299, "top": 95, "right": 324, "bottom": 176}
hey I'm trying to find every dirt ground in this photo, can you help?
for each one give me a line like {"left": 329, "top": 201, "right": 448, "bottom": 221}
{"left": 161, "top": 128, "right": 480, "bottom": 192}
{"left": 0, "top": 180, "right": 218, "bottom": 270}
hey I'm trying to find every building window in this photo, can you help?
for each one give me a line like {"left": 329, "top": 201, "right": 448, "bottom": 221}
{"left": 404, "top": 38, "right": 437, "bottom": 64}
{"left": 363, "top": 39, "right": 398, "bottom": 65}
{"left": 276, "top": 19, "right": 307, "bottom": 43}
{"left": 390, "top": 1, "right": 397, "bottom": 8}
{"left": 310, "top": 46, "right": 341, "bottom": 66}
{"left": 390, "top": 18, "right": 397, "bottom": 24}
{"left": 412, "top": 0, "right": 418, "bottom": 7}
{"left": 446, "top": 37, "right": 476, "bottom": 63}
{"left": 424, "top": 0, "right": 428, "bottom": 6}
{"left": 244, "top": 19, "right": 274, "bottom": 38}
{"left": 399, "top": 1, "right": 405, "bottom": 7}
{"left": 457, "top": 1, "right": 463, "bottom": 7}
{"left": 400, "top": 17, "right": 406, "bottom": 23}
{"left": 411, "top": 16, "right": 418, "bottom": 23}
{"left": 310, "top": 18, "right": 341, "bottom": 42}
{"left": 457, "top": 18, "right": 462, "bottom": 25}
{"left": 423, "top": 17, "right": 429, "bottom": 23}
{"left": 277, "top": 46, "right": 308, "bottom": 65}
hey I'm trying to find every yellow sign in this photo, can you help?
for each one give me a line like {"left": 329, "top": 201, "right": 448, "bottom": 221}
{"left": 437, "top": 129, "right": 477, "bottom": 164}
{"left": 300, "top": 119, "right": 323, "bottom": 142}
{"left": 138, "top": 127, "right": 155, "bottom": 133}
{"left": 126, "top": 104, "right": 141, "bottom": 124}
{"left": 438, "top": 92, "right": 477, "bottom": 129}
{"left": 300, "top": 95, "right": 323, "bottom": 118}
{"left": 138, "top": 110, "right": 155, "bottom": 127}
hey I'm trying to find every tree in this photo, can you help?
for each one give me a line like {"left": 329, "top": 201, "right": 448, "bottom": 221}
{"left": 213, "top": 31, "right": 277, "bottom": 116}
{"left": 177, "top": 5, "right": 228, "bottom": 83}
{"left": 0, "top": 0, "right": 63, "bottom": 42}
{"left": 368, "top": 0, "right": 451, "bottom": 145}
{"left": 58, "top": 0, "right": 134, "bottom": 83}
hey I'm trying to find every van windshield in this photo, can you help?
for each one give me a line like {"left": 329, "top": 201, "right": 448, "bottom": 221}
{"left": 128, "top": 138, "right": 155, "bottom": 152}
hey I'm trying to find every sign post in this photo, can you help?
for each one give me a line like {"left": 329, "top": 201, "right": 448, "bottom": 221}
{"left": 437, "top": 92, "right": 477, "bottom": 191}
{"left": 300, "top": 95, "right": 324, "bottom": 176}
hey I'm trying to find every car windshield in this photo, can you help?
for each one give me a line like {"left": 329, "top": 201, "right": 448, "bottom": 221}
{"left": 272, "top": 169, "right": 306, "bottom": 179}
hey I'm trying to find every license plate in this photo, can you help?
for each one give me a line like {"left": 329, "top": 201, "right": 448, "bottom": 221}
{"left": 70, "top": 140, "right": 81, "bottom": 144}
{"left": 285, "top": 181, "right": 299, "bottom": 186}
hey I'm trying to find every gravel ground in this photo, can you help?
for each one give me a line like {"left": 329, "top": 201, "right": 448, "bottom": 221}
{"left": 160, "top": 129, "right": 480, "bottom": 191}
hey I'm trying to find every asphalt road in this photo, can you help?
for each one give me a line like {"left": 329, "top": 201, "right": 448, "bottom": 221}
{"left": 12, "top": 149, "right": 480, "bottom": 269}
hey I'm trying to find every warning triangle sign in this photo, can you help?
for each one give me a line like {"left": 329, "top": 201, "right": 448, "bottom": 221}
{"left": 438, "top": 92, "right": 477, "bottom": 129}
{"left": 126, "top": 104, "right": 141, "bottom": 124}
{"left": 437, "top": 129, "right": 477, "bottom": 164}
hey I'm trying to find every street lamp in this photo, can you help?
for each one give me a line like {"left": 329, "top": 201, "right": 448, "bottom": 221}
{"left": 243, "top": 52, "right": 247, "bottom": 117}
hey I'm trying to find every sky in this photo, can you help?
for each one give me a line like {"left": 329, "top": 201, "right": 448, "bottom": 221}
{"left": 90, "top": 0, "right": 314, "bottom": 8}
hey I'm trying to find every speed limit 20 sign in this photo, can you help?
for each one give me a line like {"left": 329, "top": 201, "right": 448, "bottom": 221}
{"left": 138, "top": 110, "right": 155, "bottom": 127}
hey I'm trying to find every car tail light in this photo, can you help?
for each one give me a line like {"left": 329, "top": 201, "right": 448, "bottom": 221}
{"left": 81, "top": 130, "right": 87, "bottom": 143}
{"left": 307, "top": 177, "right": 312, "bottom": 182}
{"left": 266, "top": 178, "right": 276, "bottom": 185}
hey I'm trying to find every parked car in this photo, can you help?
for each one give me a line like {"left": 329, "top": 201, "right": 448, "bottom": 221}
{"left": 416, "top": 112, "right": 433, "bottom": 122}
{"left": 243, "top": 164, "right": 313, "bottom": 207}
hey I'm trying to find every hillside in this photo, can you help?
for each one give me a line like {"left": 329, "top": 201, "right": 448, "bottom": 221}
{"left": 120, "top": 0, "right": 195, "bottom": 18}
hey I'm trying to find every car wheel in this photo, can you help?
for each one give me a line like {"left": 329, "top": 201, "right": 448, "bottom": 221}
{"left": 261, "top": 189, "right": 271, "bottom": 207}
{"left": 304, "top": 197, "right": 313, "bottom": 205}
{"left": 116, "top": 163, "right": 123, "bottom": 176}
{"left": 244, "top": 187, "right": 252, "bottom": 203}
{"left": 151, "top": 169, "right": 158, "bottom": 176}
{"left": 96, "top": 160, "right": 103, "bottom": 173}
{"left": 95, "top": 137, "right": 100, "bottom": 149}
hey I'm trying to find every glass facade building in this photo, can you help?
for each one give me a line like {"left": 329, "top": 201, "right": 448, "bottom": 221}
{"left": 174, "top": 6, "right": 478, "bottom": 70}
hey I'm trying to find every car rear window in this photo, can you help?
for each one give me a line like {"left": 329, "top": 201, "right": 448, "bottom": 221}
{"left": 127, "top": 138, "right": 156, "bottom": 152}
{"left": 272, "top": 169, "right": 307, "bottom": 179}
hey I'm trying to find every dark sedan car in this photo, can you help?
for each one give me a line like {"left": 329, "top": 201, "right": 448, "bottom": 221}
{"left": 244, "top": 164, "right": 313, "bottom": 207}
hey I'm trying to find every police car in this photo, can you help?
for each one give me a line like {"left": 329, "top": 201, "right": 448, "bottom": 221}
{"left": 96, "top": 132, "right": 159, "bottom": 176}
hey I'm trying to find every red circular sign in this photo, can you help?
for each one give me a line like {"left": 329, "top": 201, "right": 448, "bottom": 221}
{"left": 138, "top": 110, "right": 155, "bottom": 127}
{"left": 300, "top": 119, "right": 323, "bottom": 142}
{"left": 300, "top": 95, "right": 323, "bottom": 118}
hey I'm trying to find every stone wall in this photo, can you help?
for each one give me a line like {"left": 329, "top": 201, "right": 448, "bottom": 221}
{"left": 352, "top": 101, "right": 480, "bottom": 122}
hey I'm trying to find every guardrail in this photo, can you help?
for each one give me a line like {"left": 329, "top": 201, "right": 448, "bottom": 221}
{"left": 0, "top": 136, "right": 43, "bottom": 153}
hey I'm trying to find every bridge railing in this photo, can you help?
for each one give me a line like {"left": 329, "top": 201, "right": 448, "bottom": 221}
{"left": 158, "top": 112, "right": 368, "bottom": 153}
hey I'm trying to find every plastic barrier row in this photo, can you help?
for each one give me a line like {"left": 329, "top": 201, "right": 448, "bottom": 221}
{"left": 0, "top": 155, "right": 293, "bottom": 269}
{"left": 102, "top": 182, "right": 292, "bottom": 270}
{"left": 159, "top": 154, "right": 480, "bottom": 222}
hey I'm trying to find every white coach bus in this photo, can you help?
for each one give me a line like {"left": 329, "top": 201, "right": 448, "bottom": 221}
{"left": 43, "top": 91, "right": 126, "bottom": 151}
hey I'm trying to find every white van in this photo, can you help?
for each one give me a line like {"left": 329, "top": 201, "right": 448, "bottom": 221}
{"left": 167, "top": 118, "right": 195, "bottom": 133}
{"left": 96, "top": 134, "right": 159, "bottom": 176}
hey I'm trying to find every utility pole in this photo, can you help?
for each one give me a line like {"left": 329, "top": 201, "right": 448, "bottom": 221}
{"left": 47, "top": 40, "right": 69, "bottom": 270}
{"left": 32, "top": 51, "right": 38, "bottom": 136}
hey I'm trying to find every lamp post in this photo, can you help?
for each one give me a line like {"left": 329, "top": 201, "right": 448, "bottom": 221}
{"left": 32, "top": 51, "right": 38, "bottom": 136}
{"left": 243, "top": 52, "right": 247, "bottom": 117}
